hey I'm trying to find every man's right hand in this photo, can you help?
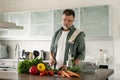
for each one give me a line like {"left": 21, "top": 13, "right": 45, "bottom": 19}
{"left": 49, "top": 52, "right": 56, "bottom": 66}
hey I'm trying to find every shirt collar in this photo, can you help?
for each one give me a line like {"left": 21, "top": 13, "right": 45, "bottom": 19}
{"left": 61, "top": 25, "right": 75, "bottom": 31}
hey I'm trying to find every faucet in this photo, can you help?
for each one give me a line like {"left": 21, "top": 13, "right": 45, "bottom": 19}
{"left": 15, "top": 43, "right": 20, "bottom": 61}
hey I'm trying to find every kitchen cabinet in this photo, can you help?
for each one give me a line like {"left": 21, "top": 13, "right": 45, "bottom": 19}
{"left": 80, "top": 5, "right": 109, "bottom": 36}
{"left": 31, "top": 10, "right": 53, "bottom": 36}
{"left": 0, "top": 13, "right": 9, "bottom": 36}
{"left": 0, "top": 59, "right": 18, "bottom": 71}
{"left": 0, "top": 5, "right": 111, "bottom": 40}
{"left": 2, "top": 13, "right": 9, "bottom": 22}
{"left": 54, "top": 5, "right": 112, "bottom": 40}
{"left": 0, "top": 13, "right": 27, "bottom": 37}
{"left": 3, "top": 12, "right": 30, "bottom": 36}
{"left": 10, "top": 12, "right": 30, "bottom": 25}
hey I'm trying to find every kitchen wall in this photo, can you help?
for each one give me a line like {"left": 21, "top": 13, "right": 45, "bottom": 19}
{"left": 0, "top": 0, "right": 120, "bottom": 79}
{"left": 1, "top": 40, "right": 51, "bottom": 59}
{"left": 0, "top": 0, "right": 114, "bottom": 13}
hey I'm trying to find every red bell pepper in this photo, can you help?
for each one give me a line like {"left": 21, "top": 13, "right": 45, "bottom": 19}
{"left": 29, "top": 66, "right": 38, "bottom": 75}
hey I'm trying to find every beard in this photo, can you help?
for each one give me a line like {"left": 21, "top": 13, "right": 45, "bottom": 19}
{"left": 63, "top": 26, "right": 69, "bottom": 30}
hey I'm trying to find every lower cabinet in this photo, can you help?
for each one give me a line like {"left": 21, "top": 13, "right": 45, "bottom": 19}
{"left": 0, "top": 59, "right": 18, "bottom": 72}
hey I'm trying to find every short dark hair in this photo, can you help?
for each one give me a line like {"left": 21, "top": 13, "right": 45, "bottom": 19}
{"left": 63, "top": 9, "right": 75, "bottom": 18}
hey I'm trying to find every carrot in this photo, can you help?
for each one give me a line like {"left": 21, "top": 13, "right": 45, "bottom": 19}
{"left": 66, "top": 70, "right": 80, "bottom": 78}
{"left": 61, "top": 70, "right": 70, "bottom": 78}
{"left": 61, "top": 71, "right": 65, "bottom": 77}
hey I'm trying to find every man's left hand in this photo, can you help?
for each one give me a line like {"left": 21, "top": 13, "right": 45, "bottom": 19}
{"left": 75, "top": 58, "right": 80, "bottom": 65}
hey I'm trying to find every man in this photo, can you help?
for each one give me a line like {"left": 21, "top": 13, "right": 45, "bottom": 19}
{"left": 49, "top": 9, "right": 85, "bottom": 69}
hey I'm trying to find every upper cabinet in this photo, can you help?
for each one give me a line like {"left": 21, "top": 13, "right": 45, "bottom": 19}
{"left": 31, "top": 10, "right": 53, "bottom": 36}
{"left": 80, "top": 5, "right": 109, "bottom": 36}
{"left": 3, "top": 12, "right": 30, "bottom": 36}
{"left": 0, "top": 5, "right": 112, "bottom": 40}
{"left": 10, "top": 12, "right": 30, "bottom": 25}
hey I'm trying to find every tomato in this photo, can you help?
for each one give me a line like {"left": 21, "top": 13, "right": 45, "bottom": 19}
{"left": 57, "top": 71, "right": 61, "bottom": 75}
{"left": 40, "top": 71, "right": 45, "bottom": 76}
{"left": 44, "top": 71, "right": 49, "bottom": 75}
{"left": 49, "top": 70, "right": 54, "bottom": 76}
{"left": 29, "top": 66, "right": 38, "bottom": 75}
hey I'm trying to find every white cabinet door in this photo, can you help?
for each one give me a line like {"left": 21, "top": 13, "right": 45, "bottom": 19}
{"left": 0, "top": 13, "right": 10, "bottom": 36}
{"left": 31, "top": 24, "right": 53, "bottom": 36}
{"left": 0, "top": 5, "right": 111, "bottom": 40}
{"left": 31, "top": 10, "right": 53, "bottom": 24}
{"left": 80, "top": 5, "right": 109, "bottom": 36}
{"left": 2, "top": 12, "right": 31, "bottom": 37}
{"left": 10, "top": 12, "right": 30, "bottom": 25}
{"left": 31, "top": 10, "right": 53, "bottom": 36}
{"left": 3, "top": 13, "right": 10, "bottom": 22}
{"left": 10, "top": 12, "right": 30, "bottom": 36}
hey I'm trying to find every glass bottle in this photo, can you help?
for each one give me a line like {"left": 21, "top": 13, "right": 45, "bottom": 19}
{"left": 71, "top": 54, "right": 75, "bottom": 66}
{"left": 103, "top": 50, "right": 108, "bottom": 64}
{"left": 99, "top": 49, "right": 108, "bottom": 64}
{"left": 98, "top": 49, "right": 104, "bottom": 63}
{"left": 66, "top": 49, "right": 74, "bottom": 67}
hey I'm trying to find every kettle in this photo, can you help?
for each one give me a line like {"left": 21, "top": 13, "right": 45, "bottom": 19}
{"left": 0, "top": 45, "right": 8, "bottom": 58}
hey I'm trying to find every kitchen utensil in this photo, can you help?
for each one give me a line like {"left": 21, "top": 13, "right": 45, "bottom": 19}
{"left": 40, "top": 50, "right": 46, "bottom": 60}
{"left": 33, "top": 50, "right": 39, "bottom": 59}
{"left": 21, "top": 50, "right": 30, "bottom": 59}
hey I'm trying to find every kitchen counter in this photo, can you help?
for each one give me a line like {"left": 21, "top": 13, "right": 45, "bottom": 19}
{"left": 0, "top": 69, "right": 113, "bottom": 80}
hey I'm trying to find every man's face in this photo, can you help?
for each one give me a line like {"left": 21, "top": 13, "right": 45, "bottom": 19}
{"left": 62, "top": 14, "right": 74, "bottom": 30}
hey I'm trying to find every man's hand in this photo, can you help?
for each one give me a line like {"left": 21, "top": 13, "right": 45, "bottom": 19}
{"left": 75, "top": 58, "right": 80, "bottom": 65}
{"left": 49, "top": 52, "right": 56, "bottom": 66}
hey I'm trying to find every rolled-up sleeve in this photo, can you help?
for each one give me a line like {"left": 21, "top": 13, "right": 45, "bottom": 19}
{"left": 50, "top": 31, "right": 58, "bottom": 53}
{"left": 76, "top": 32, "right": 85, "bottom": 60}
